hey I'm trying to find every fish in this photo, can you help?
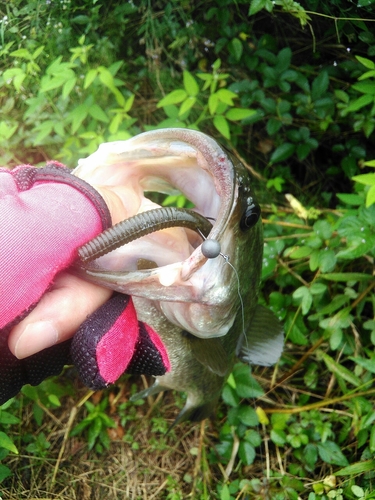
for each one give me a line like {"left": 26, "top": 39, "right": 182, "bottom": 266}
{"left": 73, "top": 128, "right": 283, "bottom": 426}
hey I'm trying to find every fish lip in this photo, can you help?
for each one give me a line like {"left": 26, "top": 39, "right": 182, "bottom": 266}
{"left": 74, "top": 128, "right": 238, "bottom": 289}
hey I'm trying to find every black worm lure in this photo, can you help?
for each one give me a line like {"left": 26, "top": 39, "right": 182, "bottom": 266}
{"left": 78, "top": 207, "right": 214, "bottom": 263}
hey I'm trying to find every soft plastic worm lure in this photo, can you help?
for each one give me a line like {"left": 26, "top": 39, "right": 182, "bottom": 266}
{"left": 78, "top": 207, "right": 214, "bottom": 263}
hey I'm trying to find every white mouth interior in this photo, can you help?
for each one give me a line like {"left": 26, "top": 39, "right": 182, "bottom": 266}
{"left": 88, "top": 153, "right": 222, "bottom": 271}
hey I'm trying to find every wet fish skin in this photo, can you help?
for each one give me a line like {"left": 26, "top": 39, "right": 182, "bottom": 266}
{"left": 74, "top": 129, "right": 283, "bottom": 425}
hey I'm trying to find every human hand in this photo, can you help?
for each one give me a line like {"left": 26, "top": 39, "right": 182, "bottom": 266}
{"left": 7, "top": 182, "right": 127, "bottom": 360}
{"left": 2, "top": 163, "right": 169, "bottom": 403}
{"left": 0, "top": 162, "right": 111, "bottom": 402}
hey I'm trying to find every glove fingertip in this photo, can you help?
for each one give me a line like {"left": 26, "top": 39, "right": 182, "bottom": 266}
{"left": 126, "top": 322, "right": 170, "bottom": 376}
{"left": 71, "top": 294, "right": 138, "bottom": 390}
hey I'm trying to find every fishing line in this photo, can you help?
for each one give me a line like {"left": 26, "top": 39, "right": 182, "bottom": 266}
{"left": 200, "top": 236, "right": 247, "bottom": 347}
{"left": 221, "top": 250, "right": 267, "bottom": 478}
{"left": 220, "top": 253, "right": 247, "bottom": 347}
{"left": 205, "top": 240, "right": 267, "bottom": 476}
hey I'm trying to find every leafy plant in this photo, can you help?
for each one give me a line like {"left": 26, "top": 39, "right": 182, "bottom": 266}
{"left": 156, "top": 59, "right": 256, "bottom": 140}
{"left": 70, "top": 397, "right": 116, "bottom": 452}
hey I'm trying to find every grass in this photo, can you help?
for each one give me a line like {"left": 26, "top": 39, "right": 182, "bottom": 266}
{"left": 2, "top": 201, "right": 375, "bottom": 499}
{"left": 0, "top": 366, "right": 293, "bottom": 500}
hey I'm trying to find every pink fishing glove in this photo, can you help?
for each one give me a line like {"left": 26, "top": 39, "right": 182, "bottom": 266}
{"left": 0, "top": 162, "right": 170, "bottom": 404}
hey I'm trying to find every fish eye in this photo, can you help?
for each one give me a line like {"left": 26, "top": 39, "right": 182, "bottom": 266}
{"left": 240, "top": 201, "right": 261, "bottom": 231}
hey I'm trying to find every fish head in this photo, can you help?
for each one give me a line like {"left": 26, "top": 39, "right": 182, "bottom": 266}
{"left": 74, "top": 129, "right": 263, "bottom": 340}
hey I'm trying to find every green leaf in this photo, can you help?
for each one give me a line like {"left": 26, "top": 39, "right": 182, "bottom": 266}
{"left": 317, "top": 441, "right": 348, "bottom": 466}
{"left": 238, "top": 441, "right": 256, "bottom": 465}
{"left": 271, "top": 412, "right": 291, "bottom": 430}
{"left": 358, "top": 69, "right": 375, "bottom": 80}
{"left": 311, "top": 71, "right": 329, "bottom": 100}
{"left": 270, "top": 142, "right": 295, "bottom": 164}
{"left": 313, "top": 220, "right": 332, "bottom": 239}
{"left": 157, "top": 89, "right": 187, "bottom": 107}
{"left": 317, "top": 249, "right": 336, "bottom": 273}
{"left": 228, "top": 38, "right": 243, "bottom": 62}
{"left": 310, "top": 283, "right": 327, "bottom": 295}
{"left": 344, "top": 94, "right": 373, "bottom": 113}
{"left": 366, "top": 183, "right": 375, "bottom": 207}
{"left": 10, "top": 48, "right": 32, "bottom": 60}
{"left": 249, "top": 0, "right": 274, "bottom": 15}
{"left": 349, "top": 356, "right": 375, "bottom": 374}
{"left": 32, "top": 45, "right": 45, "bottom": 60}
{"left": 0, "top": 432, "right": 18, "bottom": 454}
{"left": 111, "top": 87, "right": 126, "bottom": 107}
{"left": 84, "top": 68, "right": 98, "bottom": 89}
{"left": 34, "top": 121, "right": 54, "bottom": 144}
{"left": 179, "top": 96, "right": 196, "bottom": 116}
{"left": 335, "top": 89, "right": 349, "bottom": 103}
{"left": 0, "top": 411, "right": 20, "bottom": 425}
{"left": 124, "top": 93, "right": 135, "bottom": 113}
{"left": 336, "top": 237, "right": 375, "bottom": 260}
{"left": 233, "top": 364, "right": 265, "bottom": 398}
{"left": 208, "top": 93, "right": 219, "bottom": 115}
{"left": 270, "top": 428, "right": 287, "bottom": 446}
{"left": 335, "top": 459, "right": 375, "bottom": 476}
{"left": 216, "top": 88, "right": 237, "bottom": 105}
{"left": 213, "top": 115, "right": 230, "bottom": 139}
{"left": 0, "top": 463, "right": 12, "bottom": 482}
{"left": 237, "top": 406, "right": 258, "bottom": 427}
{"left": 289, "top": 246, "right": 312, "bottom": 259}
{"left": 276, "top": 48, "right": 292, "bottom": 73}
{"left": 266, "top": 117, "right": 282, "bottom": 135}
{"left": 336, "top": 193, "right": 364, "bottom": 205}
{"left": 0, "top": 122, "right": 18, "bottom": 140}
{"left": 351, "top": 485, "right": 365, "bottom": 498}
{"left": 220, "top": 484, "right": 231, "bottom": 500}
{"left": 370, "top": 425, "right": 375, "bottom": 453}
{"left": 40, "top": 74, "right": 71, "bottom": 92}
{"left": 353, "top": 81, "right": 375, "bottom": 95}
{"left": 88, "top": 104, "right": 110, "bottom": 123}
{"left": 320, "top": 273, "right": 373, "bottom": 282}
{"left": 87, "top": 419, "right": 102, "bottom": 450}
{"left": 321, "top": 353, "right": 361, "bottom": 387}
{"left": 70, "top": 103, "right": 89, "bottom": 134}
{"left": 62, "top": 77, "right": 77, "bottom": 99}
{"left": 352, "top": 173, "right": 375, "bottom": 186}
{"left": 183, "top": 70, "right": 199, "bottom": 96}
{"left": 356, "top": 55, "right": 375, "bottom": 69}
{"left": 225, "top": 108, "right": 256, "bottom": 121}
{"left": 98, "top": 67, "right": 115, "bottom": 89}
{"left": 222, "top": 385, "right": 240, "bottom": 407}
{"left": 48, "top": 394, "right": 61, "bottom": 407}
{"left": 293, "top": 286, "right": 312, "bottom": 315}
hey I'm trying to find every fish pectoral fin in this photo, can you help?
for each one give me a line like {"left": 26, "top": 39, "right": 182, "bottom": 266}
{"left": 168, "top": 398, "right": 218, "bottom": 432}
{"left": 236, "top": 304, "right": 284, "bottom": 367}
{"left": 130, "top": 380, "right": 168, "bottom": 402}
{"left": 187, "top": 334, "right": 230, "bottom": 376}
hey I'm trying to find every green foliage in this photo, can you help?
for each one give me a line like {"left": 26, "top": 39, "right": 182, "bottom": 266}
{"left": 2, "top": 0, "right": 375, "bottom": 498}
{"left": 0, "top": 34, "right": 137, "bottom": 166}
{"left": 70, "top": 397, "right": 116, "bottom": 452}
{"left": 156, "top": 60, "right": 256, "bottom": 139}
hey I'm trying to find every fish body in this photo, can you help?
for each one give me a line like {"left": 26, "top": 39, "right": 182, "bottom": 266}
{"left": 74, "top": 129, "right": 283, "bottom": 424}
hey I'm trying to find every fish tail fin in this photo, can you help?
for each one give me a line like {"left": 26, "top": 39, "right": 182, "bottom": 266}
{"left": 237, "top": 304, "right": 284, "bottom": 367}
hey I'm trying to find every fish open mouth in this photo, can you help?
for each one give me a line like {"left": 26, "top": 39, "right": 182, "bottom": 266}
{"left": 73, "top": 129, "right": 236, "bottom": 277}
{"left": 73, "top": 129, "right": 247, "bottom": 337}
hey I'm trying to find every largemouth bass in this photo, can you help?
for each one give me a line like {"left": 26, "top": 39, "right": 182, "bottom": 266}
{"left": 74, "top": 129, "right": 283, "bottom": 425}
